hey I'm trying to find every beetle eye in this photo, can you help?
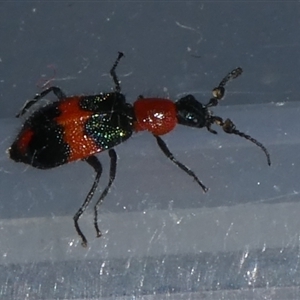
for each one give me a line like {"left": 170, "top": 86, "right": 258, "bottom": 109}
{"left": 186, "top": 113, "right": 198, "bottom": 124}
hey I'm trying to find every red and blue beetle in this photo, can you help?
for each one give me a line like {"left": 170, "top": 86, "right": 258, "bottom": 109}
{"left": 9, "top": 52, "right": 271, "bottom": 247}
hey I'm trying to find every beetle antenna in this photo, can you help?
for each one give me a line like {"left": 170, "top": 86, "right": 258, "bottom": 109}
{"left": 215, "top": 117, "right": 271, "bottom": 166}
{"left": 206, "top": 67, "right": 243, "bottom": 108}
{"left": 217, "top": 67, "right": 243, "bottom": 90}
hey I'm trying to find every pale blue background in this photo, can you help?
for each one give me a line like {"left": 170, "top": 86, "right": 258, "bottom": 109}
{"left": 0, "top": 2, "right": 300, "bottom": 299}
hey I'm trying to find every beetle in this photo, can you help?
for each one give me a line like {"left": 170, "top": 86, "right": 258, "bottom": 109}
{"left": 9, "top": 52, "right": 270, "bottom": 247}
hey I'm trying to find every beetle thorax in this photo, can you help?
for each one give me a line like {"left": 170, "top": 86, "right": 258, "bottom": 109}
{"left": 133, "top": 98, "right": 177, "bottom": 136}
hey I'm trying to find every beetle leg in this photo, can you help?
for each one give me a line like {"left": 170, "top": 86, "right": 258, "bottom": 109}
{"left": 94, "top": 149, "right": 117, "bottom": 238}
{"left": 74, "top": 155, "right": 102, "bottom": 247}
{"left": 16, "top": 86, "right": 66, "bottom": 117}
{"left": 155, "top": 135, "right": 208, "bottom": 193}
{"left": 110, "top": 52, "right": 124, "bottom": 93}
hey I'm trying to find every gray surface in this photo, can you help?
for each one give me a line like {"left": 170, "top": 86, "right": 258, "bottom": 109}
{"left": 1, "top": 2, "right": 300, "bottom": 300}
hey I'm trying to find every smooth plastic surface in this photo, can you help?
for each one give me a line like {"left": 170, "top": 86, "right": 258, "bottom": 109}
{"left": 1, "top": 2, "right": 300, "bottom": 300}
{"left": 2, "top": 102, "right": 300, "bottom": 299}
